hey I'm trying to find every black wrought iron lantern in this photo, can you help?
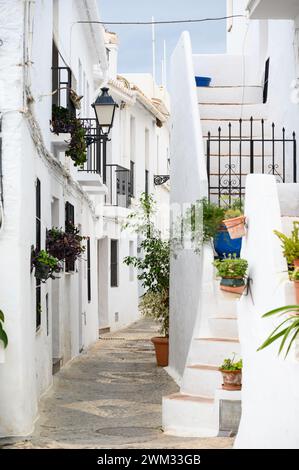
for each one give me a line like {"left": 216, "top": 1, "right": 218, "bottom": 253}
{"left": 92, "top": 87, "right": 118, "bottom": 134}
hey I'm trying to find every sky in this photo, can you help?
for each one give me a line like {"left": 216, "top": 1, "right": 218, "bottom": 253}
{"left": 99, "top": 0, "right": 226, "bottom": 84}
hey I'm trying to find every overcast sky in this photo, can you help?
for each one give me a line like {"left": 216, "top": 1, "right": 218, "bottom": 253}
{"left": 99, "top": 0, "right": 226, "bottom": 83}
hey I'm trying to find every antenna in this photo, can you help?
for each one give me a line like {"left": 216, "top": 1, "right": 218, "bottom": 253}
{"left": 152, "top": 16, "right": 156, "bottom": 82}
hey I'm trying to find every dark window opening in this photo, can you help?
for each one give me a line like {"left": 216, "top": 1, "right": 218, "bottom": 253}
{"left": 110, "top": 239, "right": 118, "bottom": 287}
{"left": 129, "top": 160, "right": 135, "bottom": 198}
{"left": 263, "top": 58, "right": 270, "bottom": 104}
{"left": 145, "top": 169, "right": 149, "bottom": 196}
{"left": 87, "top": 238, "right": 91, "bottom": 302}
{"left": 36, "top": 178, "right": 41, "bottom": 330}
{"left": 65, "top": 201, "right": 75, "bottom": 272}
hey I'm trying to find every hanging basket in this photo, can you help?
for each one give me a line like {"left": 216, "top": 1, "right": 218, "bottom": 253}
{"left": 223, "top": 216, "right": 246, "bottom": 239}
{"left": 220, "top": 277, "right": 245, "bottom": 295}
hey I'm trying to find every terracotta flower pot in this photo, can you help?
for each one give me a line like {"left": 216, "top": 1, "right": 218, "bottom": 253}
{"left": 220, "top": 277, "right": 245, "bottom": 295}
{"left": 293, "top": 280, "right": 299, "bottom": 304}
{"left": 219, "top": 369, "right": 242, "bottom": 391}
{"left": 223, "top": 216, "right": 246, "bottom": 240}
{"left": 151, "top": 336, "right": 169, "bottom": 367}
{"left": 294, "top": 259, "right": 299, "bottom": 269}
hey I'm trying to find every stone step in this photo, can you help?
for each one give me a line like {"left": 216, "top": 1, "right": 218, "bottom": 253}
{"left": 208, "top": 316, "right": 238, "bottom": 338}
{"left": 189, "top": 337, "right": 240, "bottom": 364}
{"left": 197, "top": 85, "right": 263, "bottom": 104}
{"left": 162, "top": 392, "right": 218, "bottom": 437}
{"left": 181, "top": 364, "right": 222, "bottom": 396}
{"left": 199, "top": 103, "right": 267, "bottom": 120}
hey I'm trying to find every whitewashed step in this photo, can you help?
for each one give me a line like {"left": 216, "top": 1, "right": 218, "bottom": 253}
{"left": 197, "top": 85, "right": 263, "bottom": 104}
{"left": 189, "top": 337, "right": 240, "bottom": 364}
{"left": 209, "top": 316, "right": 238, "bottom": 338}
{"left": 193, "top": 54, "right": 258, "bottom": 86}
{"left": 199, "top": 103, "right": 267, "bottom": 120}
{"left": 181, "top": 364, "right": 222, "bottom": 396}
{"left": 162, "top": 392, "right": 218, "bottom": 437}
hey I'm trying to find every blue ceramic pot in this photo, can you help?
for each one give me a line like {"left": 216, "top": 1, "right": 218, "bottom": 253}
{"left": 195, "top": 76, "right": 212, "bottom": 87}
{"left": 213, "top": 225, "right": 242, "bottom": 259}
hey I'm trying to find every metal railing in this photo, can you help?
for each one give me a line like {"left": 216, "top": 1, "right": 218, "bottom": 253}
{"left": 51, "top": 66, "right": 76, "bottom": 132}
{"left": 206, "top": 117, "right": 297, "bottom": 207}
{"left": 78, "top": 118, "right": 105, "bottom": 179}
{"left": 105, "top": 164, "right": 132, "bottom": 208}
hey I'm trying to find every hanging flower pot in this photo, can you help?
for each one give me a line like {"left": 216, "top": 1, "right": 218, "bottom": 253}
{"left": 219, "top": 356, "right": 242, "bottom": 391}
{"left": 223, "top": 215, "right": 246, "bottom": 240}
{"left": 31, "top": 249, "right": 62, "bottom": 283}
{"left": 220, "top": 277, "right": 246, "bottom": 295}
{"left": 214, "top": 256, "right": 248, "bottom": 295}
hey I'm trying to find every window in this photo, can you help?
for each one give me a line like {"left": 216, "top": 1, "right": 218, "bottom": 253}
{"left": 87, "top": 238, "right": 91, "bottom": 302}
{"left": 110, "top": 239, "right": 118, "bottom": 287}
{"left": 36, "top": 178, "right": 41, "bottom": 330}
{"left": 145, "top": 169, "right": 149, "bottom": 196}
{"left": 129, "top": 241, "right": 134, "bottom": 281}
{"left": 263, "top": 58, "right": 270, "bottom": 104}
{"left": 65, "top": 201, "right": 75, "bottom": 272}
{"left": 129, "top": 160, "right": 135, "bottom": 198}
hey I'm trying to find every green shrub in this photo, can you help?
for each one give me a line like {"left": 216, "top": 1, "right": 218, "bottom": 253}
{"left": 214, "top": 255, "right": 248, "bottom": 278}
{"left": 220, "top": 354, "right": 242, "bottom": 371}
{"left": 0, "top": 310, "right": 8, "bottom": 349}
{"left": 274, "top": 222, "right": 299, "bottom": 265}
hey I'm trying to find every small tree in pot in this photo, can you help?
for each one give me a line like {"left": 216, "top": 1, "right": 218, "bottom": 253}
{"left": 123, "top": 193, "right": 170, "bottom": 366}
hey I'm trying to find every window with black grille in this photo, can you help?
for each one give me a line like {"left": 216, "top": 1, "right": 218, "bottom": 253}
{"left": 65, "top": 201, "right": 75, "bottom": 272}
{"left": 87, "top": 237, "right": 91, "bottom": 302}
{"left": 36, "top": 178, "right": 41, "bottom": 330}
{"left": 110, "top": 239, "right": 118, "bottom": 287}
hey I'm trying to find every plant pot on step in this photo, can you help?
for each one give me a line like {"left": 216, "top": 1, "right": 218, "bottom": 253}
{"left": 293, "top": 280, "right": 299, "bottom": 304}
{"left": 213, "top": 224, "right": 242, "bottom": 259}
{"left": 223, "top": 216, "right": 246, "bottom": 240}
{"left": 151, "top": 336, "right": 169, "bottom": 367}
{"left": 220, "top": 277, "right": 245, "bottom": 295}
{"left": 219, "top": 369, "right": 242, "bottom": 391}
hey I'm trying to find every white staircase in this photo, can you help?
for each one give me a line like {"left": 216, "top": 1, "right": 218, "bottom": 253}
{"left": 163, "top": 247, "right": 241, "bottom": 437}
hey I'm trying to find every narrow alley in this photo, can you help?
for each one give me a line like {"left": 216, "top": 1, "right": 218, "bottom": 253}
{"left": 3, "top": 320, "right": 232, "bottom": 449}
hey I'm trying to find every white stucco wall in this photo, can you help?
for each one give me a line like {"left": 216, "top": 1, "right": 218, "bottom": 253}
{"left": 169, "top": 32, "right": 208, "bottom": 379}
{"left": 235, "top": 175, "right": 299, "bottom": 449}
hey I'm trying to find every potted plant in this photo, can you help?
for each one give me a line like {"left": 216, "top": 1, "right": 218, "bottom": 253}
{"left": 214, "top": 255, "right": 248, "bottom": 294}
{"left": 222, "top": 207, "right": 246, "bottom": 240}
{"left": 219, "top": 354, "right": 242, "bottom": 390}
{"left": 31, "top": 249, "right": 62, "bottom": 283}
{"left": 139, "top": 289, "right": 169, "bottom": 366}
{"left": 123, "top": 193, "right": 170, "bottom": 366}
{"left": 274, "top": 222, "right": 299, "bottom": 268}
{"left": 291, "top": 269, "right": 299, "bottom": 304}
{"left": 258, "top": 305, "right": 299, "bottom": 358}
{"left": 0, "top": 309, "right": 8, "bottom": 349}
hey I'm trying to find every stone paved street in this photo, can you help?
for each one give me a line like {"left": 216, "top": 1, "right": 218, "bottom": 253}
{"left": 3, "top": 319, "right": 233, "bottom": 449}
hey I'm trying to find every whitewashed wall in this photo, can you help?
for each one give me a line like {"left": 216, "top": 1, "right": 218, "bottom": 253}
{"left": 0, "top": 0, "right": 104, "bottom": 436}
{"left": 169, "top": 32, "right": 208, "bottom": 379}
{"left": 235, "top": 175, "right": 299, "bottom": 449}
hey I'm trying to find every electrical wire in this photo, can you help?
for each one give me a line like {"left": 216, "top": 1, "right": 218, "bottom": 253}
{"left": 75, "top": 15, "right": 245, "bottom": 26}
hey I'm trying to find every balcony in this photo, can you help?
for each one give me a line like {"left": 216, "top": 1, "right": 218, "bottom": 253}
{"left": 105, "top": 164, "right": 133, "bottom": 209}
{"left": 51, "top": 66, "right": 76, "bottom": 151}
{"left": 247, "top": 0, "right": 299, "bottom": 19}
{"left": 77, "top": 118, "right": 107, "bottom": 195}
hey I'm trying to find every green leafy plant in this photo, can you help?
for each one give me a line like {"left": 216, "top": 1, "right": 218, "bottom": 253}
{"left": 123, "top": 193, "right": 170, "bottom": 335}
{"left": 46, "top": 225, "right": 86, "bottom": 264}
{"left": 258, "top": 305, "right": 299, "bottom": 358}
{"left": 274, "top": 222, "right": 299, "bottom": 265}
{"left": 201, "top": 198, "right": 225, "bottom": 242}
{"left": 224, "top": 208, "right": 243, "bottom": 220}
{"left": 51, "top": 105, "right": 87, "bottom": 167}
{"left": 214, "top": 255, "right": 248, "bottom": 279}
{"left": 139, "top": 289, "right": 169, "bottom": 336}
{"left": 291, "top": 269, "right": 299, "bottom": 281}
{"left": 0, "top": 310, "right": 8, "bottom": 349}
{"left": 32, "top": 249, "right": 62, "bottom": 282}
{"left": 219, "top": 354, "right": 242, "bottom": 371}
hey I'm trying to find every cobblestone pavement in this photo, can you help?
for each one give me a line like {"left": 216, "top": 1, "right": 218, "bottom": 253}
{"left": 2, "top": 319, "right": 233, "bottom": 449}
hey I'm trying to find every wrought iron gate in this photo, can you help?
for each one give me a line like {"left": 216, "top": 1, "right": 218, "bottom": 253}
{"left": 206, "top": 117, "right": 297, "bottom": 206}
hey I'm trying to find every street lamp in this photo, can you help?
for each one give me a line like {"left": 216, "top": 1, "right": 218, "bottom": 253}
{"left": 92, "top": 87, "right": 118, "bottom": 135}
{"left": 90, "top": 87, "right": 118, "bottom": 184}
